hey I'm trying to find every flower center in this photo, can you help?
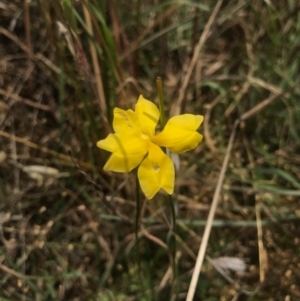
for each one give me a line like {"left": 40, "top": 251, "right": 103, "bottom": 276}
{"left": 153, "top": 164, "right": 160, "bottom": 172}
{"left": 141, "top": 134, "right": 150, "bottom": 140}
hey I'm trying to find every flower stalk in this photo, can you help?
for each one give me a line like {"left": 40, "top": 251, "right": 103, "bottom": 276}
{"left": 135, "top": 171, "right": 141, "bottom": 270}
{"left": 156, "top": 76, "right": 166, "bottom": 129}
{"left": 97, "top": 91, "right": 203, "bottom": 299}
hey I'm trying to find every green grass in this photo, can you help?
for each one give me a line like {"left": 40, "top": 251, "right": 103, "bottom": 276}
{"left": 0, "top": 0, "right": 300, "bottom": 300}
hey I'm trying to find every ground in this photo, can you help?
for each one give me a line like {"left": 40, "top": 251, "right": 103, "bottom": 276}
{"left": 0, "top": 1, "right": 300, "bottom": 300}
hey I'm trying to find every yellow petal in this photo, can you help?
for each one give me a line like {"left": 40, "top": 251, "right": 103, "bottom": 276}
{"left": 97, "top": 133, "right": 148, "bottom": 172}
{"left": 97, "top": 133, "right": 120, "bottom": 152}
{"left": 113, "top": 108, "right": 141, "bottom": 135}
{"left": 138, "top": 143, "right": 174, "bottom": 199}
{"left": 135, "top": 95, "right": 159, "bottom": 138}
{"left": 151, "top": 114, "right": 203, "bottom": 153}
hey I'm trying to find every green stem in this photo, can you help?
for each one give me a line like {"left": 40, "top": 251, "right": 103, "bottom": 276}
{"left": 168, "top": 194, "right": 178, "bottom": 300}
{"left": 157, "top": 77, "right": 178, "bottom": 299}
{"left": 135, "top": 172, "right": 141, "bottom": 270}
{"left": 156, "top": 77, "right": 166, "bottom": 129}
{"left": 168, "top": 195, "right": 177, "bottom": 246}
{"left": 169, "top": 195, "right": 176, "bottom": 262}
{"left": 156, "top": 78, "right": 175, "bottom": 241}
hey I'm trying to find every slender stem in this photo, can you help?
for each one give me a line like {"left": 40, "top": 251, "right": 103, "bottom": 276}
{"left": 156, "top": 77, "right": 166, "bottom": 129}
{"left": 135, "top": 172, "right": 141, "bottom": 269}
{"left": 169, "top": 194, "right": 178, "bottom": 300}
{"left": 157, "top": 77, "right": 178, "bottom": 299}
{"left": 169, "top": 195, "right": 177, "bottom": 248}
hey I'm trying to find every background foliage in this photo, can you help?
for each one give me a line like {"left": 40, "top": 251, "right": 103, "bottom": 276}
{"left": 0, "top": 0, "right": 300, "bottom": 300}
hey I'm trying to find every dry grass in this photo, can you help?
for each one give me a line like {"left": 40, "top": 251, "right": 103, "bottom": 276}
{"left": 0, "top": 0, "right": 300, "bottom": 300}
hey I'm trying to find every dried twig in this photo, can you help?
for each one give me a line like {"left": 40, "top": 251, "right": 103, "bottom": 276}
{"left": 171, "top": 0, "right": 223, "bottom": 116}
{"left": 0, "top": 88, "right": 51, "bottom": 111}
{"left": 186, "top": 87, "right": 292, "bottom": 301}
{"left": 82, "top": 1, "right": 110, "bottom": 134}
{"left": 0, "top": 130, "right": 92, "bottom": 169}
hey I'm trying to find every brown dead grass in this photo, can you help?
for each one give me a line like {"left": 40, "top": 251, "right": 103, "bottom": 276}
{"left": 0, "top": 1, "right": 300, "bottom": 300}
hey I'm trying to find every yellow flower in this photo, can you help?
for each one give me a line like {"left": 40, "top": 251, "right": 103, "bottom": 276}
{"left": 97, "top": 95, "right": 203, "bottom": 199}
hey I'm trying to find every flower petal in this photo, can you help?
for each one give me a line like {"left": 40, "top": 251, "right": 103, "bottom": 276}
{"left": 151, "top": 114, "right": 203, "bottom": 153}
{"left": 97, "top": 133, "right": 120, "bottom": 152}
{"left": 138, "top": 143, "right": 174, "bottom": 199}
{"left": 113, "top": 108, "right": 141, "bottom": 135}
{"left": 97, "top": 133, "right": 148, "bottom": 172}
{"left": 135, "top": 95, "right": 159, "bottom": 138}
